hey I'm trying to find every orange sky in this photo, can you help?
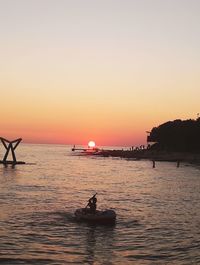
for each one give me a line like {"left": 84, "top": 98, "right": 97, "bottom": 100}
{"left": 0, "top": 0, "right": 200, "bottom": 147}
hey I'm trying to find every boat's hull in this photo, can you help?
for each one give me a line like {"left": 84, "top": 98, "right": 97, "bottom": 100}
{"left": 74, "top": 208, "right": 116, "bottom": 224}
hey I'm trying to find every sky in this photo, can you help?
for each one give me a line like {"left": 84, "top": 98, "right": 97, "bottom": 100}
{"left": 0, "top": 0, "right": 200, "bottom": 147}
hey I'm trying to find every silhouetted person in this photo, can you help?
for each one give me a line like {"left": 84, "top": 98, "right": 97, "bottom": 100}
{"left": 88, "top": 194, "right": 97, "bottom": 214}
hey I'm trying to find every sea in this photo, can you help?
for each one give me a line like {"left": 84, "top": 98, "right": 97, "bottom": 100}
{"left": 0, "top": 144, "right": 200, "bottom": 265}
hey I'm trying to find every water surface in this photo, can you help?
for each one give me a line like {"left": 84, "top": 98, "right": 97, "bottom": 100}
{"left": 0, "top": 144, "right": 200, "bottom": 264}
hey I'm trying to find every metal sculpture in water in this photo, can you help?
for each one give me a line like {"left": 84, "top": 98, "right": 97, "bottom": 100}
{"left": 0, "top": 137, "right": 25, "bottom": 166}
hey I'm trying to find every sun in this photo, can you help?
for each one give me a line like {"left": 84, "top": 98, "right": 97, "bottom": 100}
{"left": 88, "top": 141, "right": 96, "bottom": 148}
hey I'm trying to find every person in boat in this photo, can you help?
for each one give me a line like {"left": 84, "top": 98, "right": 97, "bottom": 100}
{"left": 87, "top": 194, "right": 97, "bottom": 214}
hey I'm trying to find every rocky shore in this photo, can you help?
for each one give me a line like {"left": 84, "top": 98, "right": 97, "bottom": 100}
{"left": 96, "top": 149, "right": 200, "bottom": 165}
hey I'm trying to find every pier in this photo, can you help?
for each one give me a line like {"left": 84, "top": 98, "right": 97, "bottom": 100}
{"left": 71, "top": 145, "right": 200, "bottom": 166}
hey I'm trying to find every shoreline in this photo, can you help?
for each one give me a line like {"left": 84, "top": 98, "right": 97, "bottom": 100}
{"left": 94, "top": 149, "right": 200, "bottom": 165}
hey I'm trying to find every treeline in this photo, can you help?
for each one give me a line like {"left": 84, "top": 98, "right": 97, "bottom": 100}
{"left": 148, "top": 118, "right": 200, "bottom": 153}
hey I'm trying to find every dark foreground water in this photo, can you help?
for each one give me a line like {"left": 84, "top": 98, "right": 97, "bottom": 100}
{"left": 0, "top": 144, "right": 200, "bottom": 264}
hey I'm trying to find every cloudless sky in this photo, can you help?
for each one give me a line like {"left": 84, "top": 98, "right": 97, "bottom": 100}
{"left": 0, "top": 0, "right": 199, "bottom": 146}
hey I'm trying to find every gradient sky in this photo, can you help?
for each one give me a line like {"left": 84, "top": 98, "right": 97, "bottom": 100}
{"left": 0, "top": 0, "right": 199, "bottom": 146}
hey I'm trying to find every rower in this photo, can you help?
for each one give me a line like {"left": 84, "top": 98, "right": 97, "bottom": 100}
{"left": 88, "top": 194, "right": 97, "bottom": 214}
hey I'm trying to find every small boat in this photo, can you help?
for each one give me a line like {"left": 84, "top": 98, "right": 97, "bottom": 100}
{"left": 74, "top": 208, "right": 116, "bottom": 224}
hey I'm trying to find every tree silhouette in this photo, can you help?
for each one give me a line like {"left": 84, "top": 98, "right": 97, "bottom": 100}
{"left": 148, "top": 118, "right": 200, "bottom": 153}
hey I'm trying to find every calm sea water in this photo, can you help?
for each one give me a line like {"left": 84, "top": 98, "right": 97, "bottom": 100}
{"left": 0, "top": 144, "right": 200, "bottom": 265}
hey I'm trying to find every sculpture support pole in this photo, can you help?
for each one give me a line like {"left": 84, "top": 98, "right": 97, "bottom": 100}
{"left": 3, "top": 143, "right": 11, "bottom": 163}
{"left": 11, "top": 144, "right": 17, "bottom": 163}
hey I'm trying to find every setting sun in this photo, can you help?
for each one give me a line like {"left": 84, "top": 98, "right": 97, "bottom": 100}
{"left": 88, "top": 141, "right": 96, "bottom": 148}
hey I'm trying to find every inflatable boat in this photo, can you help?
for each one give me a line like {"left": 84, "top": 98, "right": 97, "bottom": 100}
{"left": 74, "top": 208, "right": 116, "bottom": 224}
